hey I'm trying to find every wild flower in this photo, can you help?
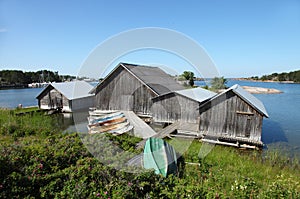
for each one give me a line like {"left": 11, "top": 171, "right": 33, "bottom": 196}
{"left": 39, "top": 163, "right": 43, "bottom": 169}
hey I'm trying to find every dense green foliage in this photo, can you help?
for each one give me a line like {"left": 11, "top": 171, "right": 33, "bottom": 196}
{"left": 250, "top": 70, "right": 300, "bottom": 82}
{"left": 180, "top": 71, "right": 195, "bottom": 87}
{"left": 0, "top": 109, "right": 299, "bottom": 198}
{"left": 210, "top": 76, "right": 227, "bottom": 91}
{"left": 0, "top": 70, "right": 76, "bottom": 87}
{"left": 189, "top": 74, "right": 195, "bottom": 87}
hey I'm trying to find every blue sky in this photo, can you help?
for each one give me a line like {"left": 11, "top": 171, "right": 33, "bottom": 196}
{"left": 0, "top": 0, "right": 299, "bottom": 78}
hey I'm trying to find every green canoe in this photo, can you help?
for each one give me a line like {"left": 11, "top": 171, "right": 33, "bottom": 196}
{"left": 143, "top": 137, "right": 178, "bottom": 177}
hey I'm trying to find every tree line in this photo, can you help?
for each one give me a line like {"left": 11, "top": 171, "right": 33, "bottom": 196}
{"left": 250, "top": 70, "right": 300, "bottom": 83}
{"left": 179, "top": 71, "right": 227, "bottom": 91}
{"left": 0, "top": 70, "right": 76, "bottom": 87}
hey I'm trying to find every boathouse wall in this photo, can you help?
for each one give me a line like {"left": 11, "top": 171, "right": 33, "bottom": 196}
{"left": 151, "top": 93, "right": 200, "bottom": 124}
{"left": 37, "top": 82, "right": 95, "bottom": 112}
{"left": 39, "top": 87, "right": 68, "bottom": 110}
{"left": 199, "top": 90, "right": 263, "bottom": 143}
{"left": 94, "top": 66, "right": 157, "bottom": 114}
{"left": 71, "top": 96, "right": 95, "bottom": 112}
{"left": 91, "top": 63, "right": 268, "bottom": 147}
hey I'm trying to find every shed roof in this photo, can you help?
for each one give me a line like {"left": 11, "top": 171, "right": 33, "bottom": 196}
{"left": 91, "top": 63, "right": 184, "bottom": 95}
{"left": 211, "top": 84, "right": 269, "bottom": 117}
{"left": 123, "top": 63, "right": 184, "bottom": 95}
{"left": 36, "top": 81, "right": 94, "bottom": 100}
{"left": 231, "top": 84, "right": 269, "bottom": 117}
{"left": 174, "top": 87, "right": 217, "bottom": 103}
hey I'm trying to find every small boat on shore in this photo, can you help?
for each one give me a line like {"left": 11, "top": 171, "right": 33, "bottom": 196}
{"left": 88, "top": 115, "right": 126, "bottom": 128}
{"left": 88, "top": 112, "right": 124, "bottom": 125}
{"left": 89, "top": 121, "right": 130, "bottom": 134}
{"left": 110, "top": 125, "right": 134, "bottom": 136}
{"left": 137, "top": 113, "right": 153, "bottom": 123}
{"left": 87, "top": 109, "right": 134, "bottom": 135}
{"left": 89, "top": 123, "right": 120, "bottom": 134}
{"left": 89, "top": 109, "right": 118, "bottom": 116}
{"left": 143, "top": 137, "right": 178, "bottom": 177}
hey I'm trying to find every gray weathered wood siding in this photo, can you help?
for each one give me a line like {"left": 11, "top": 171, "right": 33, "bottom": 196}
{"left": 199, "top": 91, "right": 263, "bottom": 142}
{"left": 95, "top": 67, "right": 157, "bottom": 113}
{"left": 152, "top": 93, "right": 200, "bottom": 123}
{"left": 71, "top": 96, "right": 95, "bottom": 111}
{"left": 39, "top": 87, "right": 68, "bottom": 109}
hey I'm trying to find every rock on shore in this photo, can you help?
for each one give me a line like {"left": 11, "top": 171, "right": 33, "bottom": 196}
{"left": 242, "top": 86, "right": 282, "bottom": 94}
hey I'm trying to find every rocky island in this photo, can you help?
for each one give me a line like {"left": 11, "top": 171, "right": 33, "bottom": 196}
{"left": 241, "top": 86, "right": 282, "bottom": 94}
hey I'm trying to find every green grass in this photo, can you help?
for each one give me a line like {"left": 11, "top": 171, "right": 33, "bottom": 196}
{"left": 0, "top": 109, "right": 61, "bottom": 137}
{"left": 0, "top": 109, "right": 299, "bottom": 198}
{"left": 13, "top": 106, "right": 39, "bottom": 114}
{"left": 181, "top": 140, "right": 300, "bottom": 198}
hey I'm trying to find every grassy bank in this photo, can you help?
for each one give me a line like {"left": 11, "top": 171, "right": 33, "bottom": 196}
{"left": 0, "top": 109, "right": 299, "bottom": 198}
{"left": 183, "top": 141, "right": 299, "bottom": 198}
{"left": 0, "top": 108, "right": 60, "bottom": 138}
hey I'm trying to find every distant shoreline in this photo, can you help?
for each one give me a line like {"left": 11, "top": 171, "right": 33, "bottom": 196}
{"left": 0, "top": 84, "right": 28, "bottom": 89}
{"left": 233, "top": 78, "right": 298, "bottom": 84}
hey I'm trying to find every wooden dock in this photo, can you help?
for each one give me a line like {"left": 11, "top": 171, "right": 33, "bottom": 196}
{"left": 123, "top": 111, "right": 157, "bottom": 139}
{"left": 136, "top": 122, "right": 199, "bottom": 149}
{"left": 154, "top": 122, "right": 180, "bottom": 138}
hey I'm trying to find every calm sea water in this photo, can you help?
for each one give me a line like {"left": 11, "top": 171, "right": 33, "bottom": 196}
{"left": 0, "top": 87, "right": 43, "bottom": 108}
{"left": 226, "top": 80, "right": 300, "bottom": 158}
{"left": 0, "top": 81, "right": 299, "bottom": 157}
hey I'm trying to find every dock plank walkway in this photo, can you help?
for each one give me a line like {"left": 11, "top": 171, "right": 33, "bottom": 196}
{"left": 136, "top": 122, "right": 180, "bottom": 150}
{"left": 177, "top": 122, "right": 199, "bottom": 132}
{"left": 154, "top": 121, "right": 180, "bottom": 138}
{"left": 123, "top": 111, "right": 156, "bottom": 139}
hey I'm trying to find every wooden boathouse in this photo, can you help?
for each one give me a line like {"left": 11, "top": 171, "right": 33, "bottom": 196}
{"left": 92, "top": 62, "right": 269, "bottom": 147}
{"left": 36, "top": 81, "right": 95, "bottom": 112}
{"left": 199, "top": 84, "right": 269, "bottom": 147}
{"left": 152, "top": 87, "right": 216, "bottom": 123}
{"left": 90, "top": 62, "right": 184, "bottom": 114}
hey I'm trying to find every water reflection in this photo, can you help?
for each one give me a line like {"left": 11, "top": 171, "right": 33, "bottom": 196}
{"left": 56, "top": 110, "right": 89, "bottom": 133}
{"left": 262, "top": 119, "right": 288, "bottom": 144}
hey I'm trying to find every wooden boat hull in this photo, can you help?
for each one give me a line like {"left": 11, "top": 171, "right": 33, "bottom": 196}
{"left": 89, "top": 111, "right": 123, "bottom": 119}
{"left": 89, "top": 121, "right": 129, "bottom": 134}
{"left": 88, "top": 117, "right": 126, "bottom": 128}
{"left": 89, "top": 124, "right": 119, "bottom": 134}
{"left": 111, "top": 125, "right": 133, "bottom": 136}
{"left": 89, "top": 109, "right": 118, "bottom": 116}
{"left": 88, "top": 112, "right": 124, "bottom": 125}
{"left": 87, "top": 111, "right": 133, "bottom": 136}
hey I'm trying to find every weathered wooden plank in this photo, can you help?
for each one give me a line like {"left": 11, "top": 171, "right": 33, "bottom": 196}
{"left": 39, "top": 87, "right": 66, "bottom": 109}
{"left": 236, "top": 111, "right": 254, "bottom": 115}
{"left": 152, "top": 93, "right": 200, "bottom": 123}
{"left": 199, "top": 90, "right": 263, "bottom": 146}
{"left": 95, "top": 67, "right": 156, "bottom": 113}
